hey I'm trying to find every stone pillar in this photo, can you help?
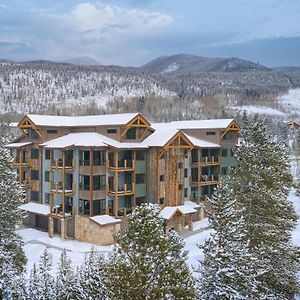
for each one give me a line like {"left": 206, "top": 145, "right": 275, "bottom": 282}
{"left": 178, "top": 216, "right": 184, "bottom": 234}
{"left": 61, "top": 218, "right": 66, "bottom": 240}
{"left": 199, "top": 207, "right": 205, "bottom": 220}
{"left": 188, "top": 214, "right": 193, "bottom": 231}
{"left": 48, "top": 216, "right": 54, "bottom": 238}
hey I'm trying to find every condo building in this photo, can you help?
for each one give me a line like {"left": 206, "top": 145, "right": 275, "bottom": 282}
{"left": 6, "top": 113, "right": 240, "bottom": 245}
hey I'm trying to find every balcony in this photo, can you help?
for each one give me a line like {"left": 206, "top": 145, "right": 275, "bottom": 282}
{"left": 51, "top": 204, "right": 74, "bottom": 218}
{"left": 190, "top": 194, "right": 210, "bottom": 205}
{"left": 190, "top": 174, "right": 219, "bottom": 186}
{"left": 51, "top": 182, "right": 74, "bottom": 196}
{"left": 13, "top": 157, "right": 31, "bottom": 168}
{"left": 191, "top": 156, "right": 220, "bottom": 166}
{"left": 20, "top": 178, "right": 31, "bottom": 189}
{"left": 52, "top": 158, "right": 75, "bottom": 172}
{"left": 108, "top": 183, "right": 135, "bottom": 195}
{"left": 108, "top": 159, "right": 135, "bottom": 171}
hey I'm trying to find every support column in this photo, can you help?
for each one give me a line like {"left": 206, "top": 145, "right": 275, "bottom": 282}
{"left": 62, "top": 150, "right": 66, "bottom": 219}
{"left": 48, "top": 216, "right": 54, "bottom": 238}
{"left": 188, "top": 214, "right": 193, "bottom": 231}
{"left": 89, "top": 147, "right": 94, "bottom": 217}
{"left": 197, "top": 148, "right": 201, "bottom": 204}
{"left": 199, "top": 207, "right": 205, "bottom": 220}
{"left": 61, "top": 218, "right": 66, "bottom": 240}
{"left": 115, "top": 150, "right": 119, "bottom": 217}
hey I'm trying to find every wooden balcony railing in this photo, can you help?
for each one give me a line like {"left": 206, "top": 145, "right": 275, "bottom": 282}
{"left": 108, "top": 159, "right": 135, "bottom": 171}
{"left": 20, "top": 178, "right": 31, "bottom": 189}
{"left": 108, "top": 183, "right": 135, "bottom": 195}
{"left": 13, "top": 157, "right": 31, "bottom": 168}
{"left": 191, "top": 156, "right": 220, "bottom": 166}
{"left": 51, "top": 182, "right": 75, "bottom": 195}
{"left": 190, "top": 175, "right": 219, "bottom": 185}
{"left": 51, "top": 204, "right": 74, "bottom": 218}
{"left": 52, "top": 158, "right": 75, "bottom": 171}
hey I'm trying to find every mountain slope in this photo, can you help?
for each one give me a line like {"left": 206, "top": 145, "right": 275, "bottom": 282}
{"left": 140, "top": 54, "right": 270, "bottom": 74}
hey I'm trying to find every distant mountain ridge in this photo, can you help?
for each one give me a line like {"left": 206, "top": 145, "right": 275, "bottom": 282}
{"left": 140, "top": 54, "right": 270, "bottom": 74}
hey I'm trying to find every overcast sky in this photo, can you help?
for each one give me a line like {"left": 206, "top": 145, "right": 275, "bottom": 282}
{"left": 0, "top": 0, "right": 299, "bottom": 66}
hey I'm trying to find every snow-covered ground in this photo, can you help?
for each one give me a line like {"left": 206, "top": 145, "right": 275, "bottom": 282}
{"left": 230, "top": 105, "right": 285, "bottom": 116}
{"left": 278, "top": 88, "right": 300, "bottom": 113}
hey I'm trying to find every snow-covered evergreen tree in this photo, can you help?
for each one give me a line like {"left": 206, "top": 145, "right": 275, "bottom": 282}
{"left": 0, "top": 147, "right": 26, "bottom": 299}
{"left": 55, "top": 249, "right": 82, "bottom": 300}
{"left": 27, "top": 263, "right": 40, "bottom": 300}
{"left": 233, "top": 122, "right": 300, "bottom": 299}
{"left": 78, "top": 248, "right": 108, "bottom": 300}
{"left": 197, "top": 179, "right": 258, "bottom": 299}
{"left": 107, "top": 203, "right": 195, "bottom": 300}
{"left": 36, "top": 248, "right": 55, "bottom": 300}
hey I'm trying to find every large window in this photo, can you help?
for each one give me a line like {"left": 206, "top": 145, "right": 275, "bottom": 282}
{"left": 45, "top": 150, "right": 51, "bottom": 160}
{"left": 31, "top": 148, "right": 39, "bottom": 159}
{"left": 45, "top": 171, "right": 50, "bottom": 182}
{"left": 93, "top": 199, "right": 106, "bottom": 215}
{"left": 135, "top": 173, "right": 145, "bottom": 184}
{"left": 125, "top": 127, "right": 136, "bottom": 140}
{"left": 46, "top": 129, "right": 57, "bottom": 134}
{"left": 31, "top": 170, "right": 39, "bottom": 180}
{"left": 29, "top": 129, "right": 39, "bottom": 140}
{"left": 79, "top": 175, "right": 90, "bottom": 190}
{"left": 221, "top": 148, "right": 227, "bottom": 157}
{"left": 206, "top": 131, "right": 216, "bottom": 136}
{"left": 93, "top": 175, "right": 106, "bottom": 190}
{"left": 31, "top": 191, "right": 39, "bottom": 201}
{"left": 107, "top": 128, "right": 117, "bottom": 134}
{"left": 79, "top": 199, "right": 90, "bottom": 215}
{"left": 79, "top": 150, "right": 90, "bottom": 166}
{"left": 93, "top": 151, "right": 105, "bottom": 166}
{"left": 136, "top": 151, "right": 146, "bottom": 160}
{"left": 221, "top": 167, "right": 228, "bottom": 176}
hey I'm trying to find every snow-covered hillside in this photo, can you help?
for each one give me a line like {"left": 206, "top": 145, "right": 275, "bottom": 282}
{"left": 278, "top": 88, "right": 300, "bottom": 114}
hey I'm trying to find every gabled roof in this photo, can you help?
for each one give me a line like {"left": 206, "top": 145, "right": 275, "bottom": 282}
{"left": 159, "top": 205, "right": 197, "bottom": 220}
{"left": 183, "top": 133, "right": 220, "bottom": 148}
{"left": 41, "top": 132, "right": 148, "bottom": 149}
{"left": 23, "top": 113, "right": 140, "bottom": 127}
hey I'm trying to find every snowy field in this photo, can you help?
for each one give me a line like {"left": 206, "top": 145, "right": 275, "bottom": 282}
{"left": 278, "top": 88, "right": 300, "bottom": 113}
{"left": 230, "top": 105, "right": 285, "bottom": 116}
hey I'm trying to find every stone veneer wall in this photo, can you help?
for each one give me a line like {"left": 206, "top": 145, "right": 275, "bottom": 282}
{"left": 74, "top": 215, "right": 120, "bottom": 246}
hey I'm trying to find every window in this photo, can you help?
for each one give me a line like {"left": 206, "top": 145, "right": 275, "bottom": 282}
{"left": 160, "top": 175, "right": 164, "bottom": 182}
{"left": 44, "top": 193, "right": 50, "bottom": 204}
{"left": 125, "top": 127, "right": 136, "bottom": 140}
{"left": 31, "top": 191, "right": 39, "bottom": 201}
{"left": 178, "top": 184, "right": 183, "bottom": 190}
{"left": 223, "top": 131, "right": 234, "bottom": 140}
{"left": 184, "top": 188, "right": 188, "bottom": 197}
{"left": 29, "top": 129, "right": 39, "bottom": 140}
{"left": 31, "top": 170, "right": 39, "bottom": 180}
{"left": 93, "top": 151, "right": 105, "bottom": 166}
{"left": 222, "top": 149, "right": 227, "bottom": 157}
{"left": 46, "top": 129, "right": 57, "bottom": 134}
{"left": 107, "top": 128, "right": 117, "bottom": 134}
{"left": 184, "top": 168, "right": 188, "bottom": 178}
{"left": 79, "top": 150, "right": 90, "bottom": 166}
{"left": 31, "top": 148, "right": 39, "bottom": 159}
{"left": 93, "top": 175, "right": 106, "bottom": 190}
{"left": 221, "top": 167, "right": 228, "bottom": 176}
{"left": 178, "top": 162, "right": 183, "bottom": 169}
{"left": 79, "top": 199, "right": 90, "bottom": 215}
{"left": 206, "top": 131, "right": 216, "bottom": 136}
{"left": 45, "top": 171, "right": 50, "bottom": 182}
{"left": 93, "top": 199, "right": 106, "bottom": 215}
{"left": 79, "top": 175, "right": 90, "bottom": 190}
{"left": 135, "top": 173, "right": 145, "bottom": 184}
{"left": 136, "top": 151, "right": 146, "bottom": 160}
{"left": 45, "top": 150, "right": 51, "bottom": 160}
{"left": 159, "top": 198, "right": 165, "bottom": 205}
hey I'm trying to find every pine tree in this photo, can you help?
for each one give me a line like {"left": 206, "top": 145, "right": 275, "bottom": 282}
{"left": 37, "top": 248, "right": 55, "bottom": 300}
{"left": 106, "top": 203, "right": 196, "bottom": 300}
{"left": 27, "top": 264, "right": 40, "bottom": 300}
{"left": 197, "top": 179, "right": 258, "bottom": 300}
{"left": 233, "top": 122, "right": 300, "bottom": 299}
{"left": 55, "top": 249, "right": 82, "bottom": 300}
{"left": 78, "top": 248, "right": 108, "bottom": 300}
{"left": 0, "top": 147, "right": 26, "bottom": 298}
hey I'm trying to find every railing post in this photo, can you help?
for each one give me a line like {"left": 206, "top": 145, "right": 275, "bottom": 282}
{"left": 124, "top": 208, "right": 127, "bottom": 217}
{"left": 205, "top": 156, "right": 208, "bottom": 164}
{"left": 212, "top": 156, "right": 214, "bottom": 164}
{"left": 125, "top": 160, "right": 127, "bottom": 169}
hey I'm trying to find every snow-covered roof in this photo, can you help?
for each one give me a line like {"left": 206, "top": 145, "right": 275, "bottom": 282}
{"left": 5, "top": 141, "right": 32, "bottom": 148}
{"left": 183, "top": 133, "right": 220, "bottom": 148}
{"left": 90, "top": 215, "right": 121, "bottom": 226}
{"left": 160, "top": 205, "right": 197, "bottom": 220}
{"left": 25, "top": 113, "right": 139, "bottom": 127}
{"left": 41, "top": 132, "right": 148, "bottom": 149}
{"left": 19, "top": 202, "right": 50, "bottom": 215}
{"left": 170, "top": 119, "right": 235, "bottom": 129}
{"left": 184, "top": 200, "right": 201, "bottom": 209}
